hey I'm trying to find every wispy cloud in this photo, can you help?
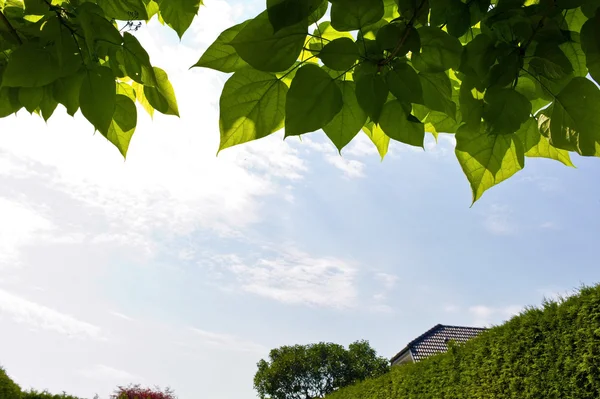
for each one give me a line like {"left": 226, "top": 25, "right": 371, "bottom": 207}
{"left": 0, "top": 197, "right": 53, "bottom": 268}
{"left": 212, "top": 247, "right": 358, "bottom": 309}
{"left": 468, "top": 304, "right": 522, "bottom": 326}
{"left": 0, "top": 288, "right": 103, "bottom": 340}
{"left": 483, "top": 204, "right": 517, "bottom": 235}
{"left": 189, "top": 328, "right": 265, "bottom": 353}
{"left": 109, "top": 311, "right": 135, "bottom": 322}
{"left": 303, "top": 138, "right": 366, "bottom": 178}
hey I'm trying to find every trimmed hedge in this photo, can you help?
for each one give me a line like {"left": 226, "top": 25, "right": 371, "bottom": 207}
{"left": 328, "top": 285, "right": 600, "bottom": 399}
{"left": 0, "top": 366, "right": 22, "bottom": 399}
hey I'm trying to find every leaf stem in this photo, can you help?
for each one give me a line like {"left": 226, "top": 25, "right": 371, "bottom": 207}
{"left": 0, "top": 10, "right": 22, "bottom": 44}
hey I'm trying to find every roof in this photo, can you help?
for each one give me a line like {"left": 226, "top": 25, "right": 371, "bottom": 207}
{"left": 390, "top": 324, "right": 487, "bottom": 363}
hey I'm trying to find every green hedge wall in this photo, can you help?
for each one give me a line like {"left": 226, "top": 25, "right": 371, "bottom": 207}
{"left": 0, "top": 366, "right": 22, "bottom": 399}
{"left": 328, "top": 284, "right": 600, "bottom": 399}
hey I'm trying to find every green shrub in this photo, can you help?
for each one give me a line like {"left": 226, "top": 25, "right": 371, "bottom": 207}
{"left": 327, "top": 285, "right": 600, "bottom": 399}
{"left": 21, "top": 389, "right": 82, "bottom": 399}
{"left": 0, "top": 366, "right": 22, "bottom": 399}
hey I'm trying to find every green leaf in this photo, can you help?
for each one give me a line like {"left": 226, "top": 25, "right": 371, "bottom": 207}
{"left": 319, "top": 38, "right": 359, "bottom": 71}
{"left": 219, "top": 69, "right": 287, "bottom": 150}
{"left": 230, "top": 11, "right": 306, "bottom": 72}
{"left": 564, "top": 7, "right": 588, "bottom": 32}
{"left": 39, "top": 85, "right": 58, "bottom": 122}
{"left": 0, "top": 87, "right": 20, "bottom": 117}
{"left": 386, "top": 63, "right": 423, "bottom": 104}
{"left": 106, "top": 94, "right": 137, "bottom": 157}
{"left": 330, "top": 0, "right": 385, "bottom": 31}
{"left": 18, "top": 87, "right": 43, "bottom": 114}
{"left": 97, "top": 0, "right": 149, "bottom": 20}
{"left": 455, "top": 124, "right": 525, "bottom": 202}
{"left": 376, "top": 23, "right": 420, "bottom": 56}
{"left": 412, "top": 27, "right": 463, "bottom": 73}
{"left": 516, "top": 117, "right": 574, "bottom": 166}
{"left": 132, "top": 81, "right": 154, "bottom": 118}
{"left": 379, "top": 100, "right": 425, "bottom": 147}
{"left": 119, "top": 32, "right": 157, "bottom": 86}
{"left": 581, "top": 15, "right": 600, "bottom": 85}
{"left": 23, "top": 0, "right": 47, "bottom": 14}
{"left": 267, "top": 0, "right": 323, "bottom": 31}
{"left": 323, "top": 81, "right": 367, "bottom": 151}
{"left": 530, "top": 44, "right": 574, "bottom": 80}
{"left": 79, "top": 66, "right": 116, "bottom": 134}
{"left": 363, "top": 122, "right": 390, "bottom": 159}
{"left": 447, "top": 0, "right": 471, "bottom": 38}
{"left": 3, "top": 43, "right": 61, "bottom": 87}
{"left": 550, "top": 77, "right": 600, "bottom": 156}
{"left": 53, "top": 72, "right": 85, "bottom": 116}
{"left": 459, "top": 33, "right": 496, "bottom": 83}
{"left": 156, "top": 0, "right": 201, "bottom": 38}
{"left": 143, "top": 67, "right": 179, "bottom": 116}
{"left": 116, "top": 82, "right": 137, "bottom": 102}
{"left": 77, "top": 4, "right": 124, "bottom": 51}
{"left": 192, "top": 21, "right": 250, "bottom": 72}
{"left": 285, "top": 64, "right": 343, "bottom": 136}
{"left": 355, "top": 73, "right": 388, "bottom": 123}
{"left": 419, "top": 72, "right": 456, "bottom": 119}
{"left": 483, "top": 87, "right": 531, "bottom": 135}
{"left": 560, "top": 34, "right": 588, "bottom": 77}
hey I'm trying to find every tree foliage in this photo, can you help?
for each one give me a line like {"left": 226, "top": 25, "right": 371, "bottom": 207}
{"left": 253, "top": 340, "right": 390, "bottom": 399}
{"left": 2, "top": 0, "right": 600, "bottom": 200}
{"left": 0, "top": 0, "right": 188, "bottom": 157}
{"left": 112, "top": 384, "right": 176, "bottom": 399}
{"left": 326, "top": 284, "right": 600, "bottom": 399}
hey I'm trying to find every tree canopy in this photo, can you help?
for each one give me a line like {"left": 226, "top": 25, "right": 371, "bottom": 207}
{"left": 253, "top": 340, "right": 390, "bottom": 399}
{"left": 1, "top": 0, "right": 600, "bottom": 201}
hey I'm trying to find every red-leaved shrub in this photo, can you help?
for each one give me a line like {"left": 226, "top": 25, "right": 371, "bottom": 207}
{"left": 112, "top": 384, "right": 176, "bottom": 399}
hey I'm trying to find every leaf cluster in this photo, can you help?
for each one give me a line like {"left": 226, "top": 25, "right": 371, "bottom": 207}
{"left": 326, "top": 284, "right": 600, "bottom": 399}
{"left": 253, "top": 340, "right": 390, "bottom": 399}
{"left": 196, "top": 0, "right": 600, "bottom": 201}
{"left": 0, "top": 0, "right": 198, "bottom": 156}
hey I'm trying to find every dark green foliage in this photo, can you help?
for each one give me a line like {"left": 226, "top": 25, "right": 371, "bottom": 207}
{"left": 21, "top": 390, "right": 82, "bottom": 399}
{"left": 326, "top": 285, "right": 600, "bottom": 399}
{"left": 0, "top": 366, "right": 21, "bottom": 399}
{"left": 254, "top": 340, "right": 390, "bottom": 399}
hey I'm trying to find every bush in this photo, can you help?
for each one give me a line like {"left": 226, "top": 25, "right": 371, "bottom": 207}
{"left": 327, "top": 285, "right": 600, "bottom": 399}
{"left": 21, "top": 390, "right": 82, "bottom": 399}
{"left": 0, "top": 366, "right": 21, "bottom": 399}
{"left": 112, "top": 384, "right": 176, "bottom": 399}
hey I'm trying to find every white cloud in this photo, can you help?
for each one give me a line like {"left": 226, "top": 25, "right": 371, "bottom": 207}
{"left": 212, "top": 248, "right": 358, "bottom": 308}
{"left": 0, "top": 198, "right": 53, "bottom": 268}
{"left": 374, "top": 273, "right": 399, "bottom": 290}
{"left": 468, "top": 304, "right": 522, "bottom": 326}
{"left": 483, "top": 204, "right": 517, "bottom": 235}
{"left": 0, "top": 288, "right": 103, "bottom": 340}
{"left": 303, "top": 137, "right": 366, "bottom": 178}
{"left": 343, "top": 134, "right": 379, "bottom": 158}
{"left": 540, "top": 221, "right": 558, "bottom": 230}
{"left": 189, "top": 328, "right": 265, "bottom": 353}
{"left": 109, "top": 311, "right": 135, "bottom": 322}
{"left": 79, "top": 364, "right": 138, "bottom": 381}
{"left": 325, "top": 155, "right": 365, "bottom": 178}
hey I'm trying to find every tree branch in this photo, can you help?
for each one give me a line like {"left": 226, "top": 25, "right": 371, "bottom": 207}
{"left": 0, "top": 10, "right": 22, "bottom": 44}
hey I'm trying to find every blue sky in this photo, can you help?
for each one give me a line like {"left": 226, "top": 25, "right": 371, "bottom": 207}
{"left": 1, "top": 1, "right": 600, "bottom": 398}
